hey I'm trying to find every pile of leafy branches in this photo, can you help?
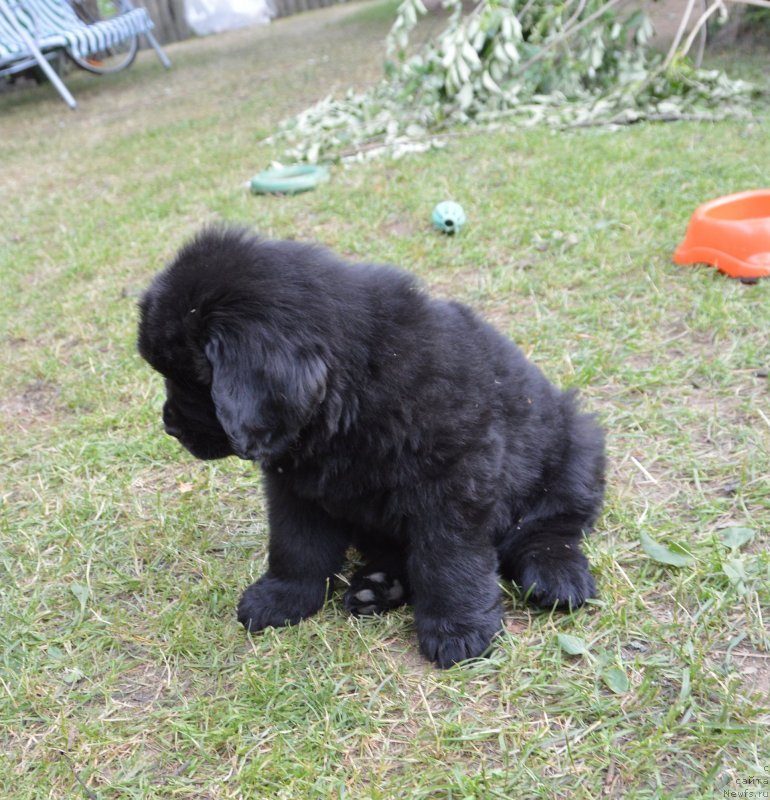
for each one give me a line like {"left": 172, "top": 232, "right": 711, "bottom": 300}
{"left": 276, "top": 0, "right": 756, "bottom": 162}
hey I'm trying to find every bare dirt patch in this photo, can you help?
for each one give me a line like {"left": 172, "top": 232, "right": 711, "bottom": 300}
{"left": 730, "top": 649, "right": 770, "bottom": 702}
{"left": 0, "top": 379, "right": 63, "bottom": 428}
{"left": 111, "top": 662, "right": 173, "bottom": 709}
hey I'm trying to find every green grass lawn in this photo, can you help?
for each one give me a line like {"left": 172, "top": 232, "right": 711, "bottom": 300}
{"left": 1, "top": 2, "right": 769, "bottom": 797}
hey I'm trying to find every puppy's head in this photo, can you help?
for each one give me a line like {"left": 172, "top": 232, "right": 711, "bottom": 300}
{"left": 138, "top": 227, "right": 328, "bottom": 463}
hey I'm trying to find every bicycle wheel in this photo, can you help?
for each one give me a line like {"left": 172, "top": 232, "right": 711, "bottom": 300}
{"left": 66, "top": 0, "right": 138, "bottom": 75}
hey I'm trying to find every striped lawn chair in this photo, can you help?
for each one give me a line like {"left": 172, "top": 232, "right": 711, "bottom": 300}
{"left": 0, "top": 0, "right": 170, "bottom": 108}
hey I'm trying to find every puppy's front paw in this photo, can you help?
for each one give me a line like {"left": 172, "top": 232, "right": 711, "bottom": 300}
{"left": 416, "top": 613, "right": 502, "bottom": 669}
{"left": 237, "top": 574, "right": 328, "bottom": 632}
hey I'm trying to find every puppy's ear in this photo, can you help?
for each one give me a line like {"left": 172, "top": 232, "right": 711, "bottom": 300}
{"left": 204, "top": 328, "right": 327, "bottom": 459}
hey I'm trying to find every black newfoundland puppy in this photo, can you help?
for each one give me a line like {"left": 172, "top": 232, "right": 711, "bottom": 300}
{"left": 138, "top": 227, "right": 605, "bottom": 668}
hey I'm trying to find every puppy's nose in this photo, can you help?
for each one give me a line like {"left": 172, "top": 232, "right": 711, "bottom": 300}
{"left": 162, "top": 403, "right": 183, "bottom": 439}
{"left": 164, "top": 421, "right": 183, "bottom": 439}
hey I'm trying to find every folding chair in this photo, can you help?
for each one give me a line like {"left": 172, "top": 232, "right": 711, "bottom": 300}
{"left": 0, "top": 0, "right": 170, "bottom": 108}
{"left": 0, "top": 0, "right": 76, "bottom": 106}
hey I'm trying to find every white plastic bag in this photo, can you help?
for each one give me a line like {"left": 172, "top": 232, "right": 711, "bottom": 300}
{"left": 185, "top": 0, "right": 276, "bottom": 36}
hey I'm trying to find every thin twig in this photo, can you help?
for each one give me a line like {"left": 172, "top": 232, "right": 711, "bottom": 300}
{"left": 630, "top": 456, "right": 658, "bottom": 484}
{"left": 334, "top": 105, "right": 729, "bottom": 159}
{"left": 57, "top": 751, "right": 98, "bottom": 800}
{"left": 518, "top": 0, "right": 540, "bottom": 19}
{"left": 680, "top": 0, "right": 724, "bottom": 63}
{"left": 512, "top": 0, "right": 625, "bottom": 78}
{"left": 664, "top": 0, "right": 698, "bottom": 68}
{"left": 568, "top": 110, "right": 727, "bottom": 128}
{"left": 417, "top": 684, "right": 439, "bottom": 740}
{"left": 563, "top": 0, "right": 589, "bottom": 33}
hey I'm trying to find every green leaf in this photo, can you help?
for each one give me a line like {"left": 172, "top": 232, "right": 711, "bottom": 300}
{"left": 722, "top": 558, "right": 748, "bottom": 586}
{"left": 602, "top": 666, "right": 630, "bottom": 694}
{"left": 722, "top": 558, "right": 752, "bottom": 598}
{"left": 557, "top": 633, "right": 590, "bottom": 656}
{"left": 719, "top": 527, "right": 755, "bottom": 551}
{"left": 678, "top": 667, "right": 692, "bottom": 705}
{"left": 457, "top": 82, "right": 475, "bottom": 110}
{"left": 70, "top": 583, "right": 90, "bottom": 612}
{"left": 640, "top": 531, "right": 695, "bottom": 567}
{"left": 62, "top": 668, "right": 85, "bottom": 684}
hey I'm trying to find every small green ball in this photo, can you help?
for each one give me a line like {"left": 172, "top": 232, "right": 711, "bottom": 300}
{"left": 432, "top": 201, "right": 466, "bottom": 235}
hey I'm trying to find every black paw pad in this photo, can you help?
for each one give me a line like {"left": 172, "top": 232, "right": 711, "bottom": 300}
{"left": 343, "top": 571, "right": 409, "bottom": 616}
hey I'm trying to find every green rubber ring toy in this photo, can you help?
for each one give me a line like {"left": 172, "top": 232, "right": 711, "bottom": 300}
{"left": 250, "top": 165, "right": 329, "bottom": 195}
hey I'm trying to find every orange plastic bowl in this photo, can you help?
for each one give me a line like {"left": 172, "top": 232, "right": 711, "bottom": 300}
{"left": 673, "top": 189, "right": 770, "bottom": 279}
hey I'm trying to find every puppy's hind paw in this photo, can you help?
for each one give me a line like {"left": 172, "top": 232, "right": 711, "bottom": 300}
{"left": 343, "top": 571, "right": 409, "bottom": 617}
{"left": 518, "top": 547, "right": 596, "bottom": 610}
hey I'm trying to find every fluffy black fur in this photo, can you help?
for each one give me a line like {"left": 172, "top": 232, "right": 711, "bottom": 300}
{"left": 138, "top": 227, "right": 606, "bottom": 668}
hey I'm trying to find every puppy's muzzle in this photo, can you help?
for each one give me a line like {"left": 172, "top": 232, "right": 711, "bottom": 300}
{"left": 162, "top": 402, "right": 183, "bottom": 440}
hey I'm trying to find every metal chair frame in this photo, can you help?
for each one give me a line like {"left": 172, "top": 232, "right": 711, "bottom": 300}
{"left": 0, "top": 0, "right": 170, "bottom": 108}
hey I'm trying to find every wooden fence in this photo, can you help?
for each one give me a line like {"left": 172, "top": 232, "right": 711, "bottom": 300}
{"left": 272, "top": 0, "right": 347, "bottom": 18}
{"left": 140, "top": 0, "right": 191, "bottom": 43}
{"left": 140, "top": 0, "right": 352, "bottom": 43}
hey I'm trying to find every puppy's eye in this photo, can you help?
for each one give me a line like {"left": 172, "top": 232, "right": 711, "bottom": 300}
{"left": 165, "top": 373, "right": 207, "bottom": 394}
